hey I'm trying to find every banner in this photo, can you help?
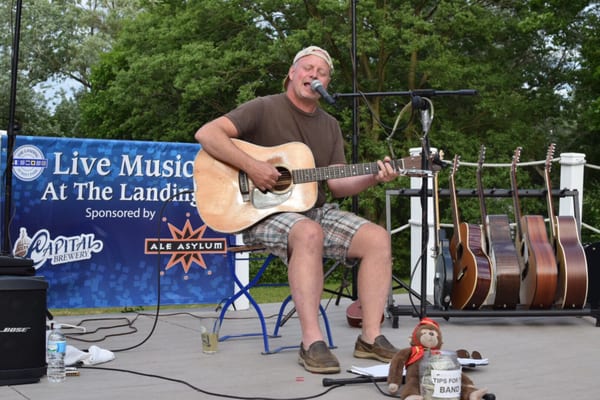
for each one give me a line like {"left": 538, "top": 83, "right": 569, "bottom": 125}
{"left": 0, "top": 134, "right": 234, "bottom": 308}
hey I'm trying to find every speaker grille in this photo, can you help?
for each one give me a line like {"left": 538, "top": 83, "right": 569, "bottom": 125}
{"left": 0, "top": 276, "right": 48, "bottom": 385}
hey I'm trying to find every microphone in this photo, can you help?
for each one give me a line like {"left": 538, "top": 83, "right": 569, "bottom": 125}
{"left": 322, "top": 376, "right": 387, "bottom": 386}
{"left": 310, "top": 80, "right": 336, "bottom": 105}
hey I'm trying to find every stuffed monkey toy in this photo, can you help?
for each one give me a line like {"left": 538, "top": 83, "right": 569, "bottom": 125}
{"left": 387, "top": 318, "right": 489, "bottom": 400}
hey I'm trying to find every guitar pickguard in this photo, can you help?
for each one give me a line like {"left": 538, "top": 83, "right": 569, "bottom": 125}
{"left": 250, "top": 188, "right": 293, "bottom": 209}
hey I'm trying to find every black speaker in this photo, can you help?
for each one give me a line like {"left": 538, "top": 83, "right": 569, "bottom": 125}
{"left": 0, "top": 276, "right": 48, "bottom": 386}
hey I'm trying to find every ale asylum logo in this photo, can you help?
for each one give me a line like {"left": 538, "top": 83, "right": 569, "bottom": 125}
{"left": 145, "top": 213, "right": 227, "bottom": 277}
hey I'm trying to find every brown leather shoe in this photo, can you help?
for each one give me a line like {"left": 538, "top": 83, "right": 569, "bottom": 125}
{"left": 298, "top": 341, "right": 340, "bottom": 374}
{"left": 353, "top": 334, "right": 399, "bottom": 362}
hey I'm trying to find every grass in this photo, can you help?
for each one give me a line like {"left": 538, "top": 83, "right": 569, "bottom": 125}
{"left": 49, "top": 283, "right": 407, "bottom": 317}
{"left": 48, "top": 283, "right": 352, "bottom": 316}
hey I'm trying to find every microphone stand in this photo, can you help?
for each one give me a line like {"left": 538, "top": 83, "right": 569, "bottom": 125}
{"left": 334, "top": 89, "right": 477, "bottom": 100}
{"left": 414, "top": 95, "right": 434, "bottom": 318}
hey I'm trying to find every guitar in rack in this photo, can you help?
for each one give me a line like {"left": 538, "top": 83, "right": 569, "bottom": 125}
{"left": 543, "top": 143, "right": 589, "bottom": 309}
{"left": 510, "top": 147, "right": 557, "bottom": 309}
{"left": 449, "top": 155, "right": 492, "bottom": 310}
{"left": 433, "top": 153, "right": 453, "bottom": 310}
{"left": 476, "top": 145, "right": 520, "bottom": 309}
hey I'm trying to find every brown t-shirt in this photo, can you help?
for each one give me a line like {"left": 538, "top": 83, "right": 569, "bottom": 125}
{"left": 225, "top": 93, "right": 346, "bottom": 207}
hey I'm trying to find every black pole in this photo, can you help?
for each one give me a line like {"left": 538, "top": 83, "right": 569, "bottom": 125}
{"left": 419, "top": 117, "right": 431, "bottom": 318}
{"left": 351, "top": 0, "right": 359, "bottom": 213}
{"left": 3, "top": 0, "right": 23, "bottom": 255}
{"left": 1, "top": 0, "right": 33, "bottom": 274}
{"left": 349, "top": 0, "right": 359, "bottom": 300}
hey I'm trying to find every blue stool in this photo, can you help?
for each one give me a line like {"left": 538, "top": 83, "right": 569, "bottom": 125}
{"left": 215, "top": 242, "right": 335, "bottom": 354}
{"left": 271, "top": 294, "right": 335, "bottom": 354}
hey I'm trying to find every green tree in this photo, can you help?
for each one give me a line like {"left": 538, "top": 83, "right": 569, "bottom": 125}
{"left": 1, "top": 0, "right": 142, "bottom": 135}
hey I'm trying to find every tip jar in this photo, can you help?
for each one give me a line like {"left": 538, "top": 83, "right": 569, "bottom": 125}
{"left": 419, "top": 349, "right": 462, "bottom": 400}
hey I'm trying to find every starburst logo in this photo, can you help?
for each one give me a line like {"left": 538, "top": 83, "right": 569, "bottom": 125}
{"left": 145, "top": 213, "right": 227, "bottom": 276}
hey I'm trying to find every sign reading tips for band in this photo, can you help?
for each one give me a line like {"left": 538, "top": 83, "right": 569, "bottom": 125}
{"left": 2, "top": 135, "right": 232, "bottom": 308}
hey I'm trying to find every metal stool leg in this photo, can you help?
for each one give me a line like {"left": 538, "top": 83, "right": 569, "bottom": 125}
{"left": 269, "top": 294, "right": 336, "bottom": 354}
{"left": 216, "top": 250, "right": 275, "bottom": 354}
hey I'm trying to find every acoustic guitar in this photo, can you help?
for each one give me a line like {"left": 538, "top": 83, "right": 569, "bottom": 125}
{"left": 194, "top": 139, "right": 435, "bottom": 233}
{"left": 476, "top": 145, "right": 520, "bottom": 309}
{"left": 543, "top": 143, "right": 588, "bottom": 309}
{"left": 448, "top": 155, "right": 492, "bottom": 310}
{"left": 432, "top": 152, "right": 453, "bottom": 310}
{"left": 345, "top": 299, "right": 384, "bottom": 328}
{"left": 510, "top": 147, "right": 557, "bottom": 309}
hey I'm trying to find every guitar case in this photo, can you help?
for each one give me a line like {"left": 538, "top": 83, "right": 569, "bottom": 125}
{"left": 433, "top": 229, "right": 453, "bottom": 310}
{"left": 584, "top": 242, "right": 600, "bottom": 309}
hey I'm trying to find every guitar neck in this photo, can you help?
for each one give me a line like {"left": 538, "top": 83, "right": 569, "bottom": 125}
{"left": 510, "top": 160, "right": 523, "bottom": 236}
{"left": 476, "top": 146, "right": 488, "bottom": 233}
{"left": 544, "top": 144, "right": 558, "bottom": 239}
{"left": 544, "top": 168, "right": 557, "bottom": 236}
{"left": 293, "top": 161, "right": 378, "bottom": 183}
{"left": 292, "top": 158, "right": 425, "bottom": 183}
{"left": 476, "top": 176, "right": 489, "bottom": 232}
{"left": 449, "top": 156, "right": 461, "bottom": 234}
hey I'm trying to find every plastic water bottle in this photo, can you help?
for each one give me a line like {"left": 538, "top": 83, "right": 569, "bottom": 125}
{"left": 47, "top": 323, "right": 66, "bottom": 383}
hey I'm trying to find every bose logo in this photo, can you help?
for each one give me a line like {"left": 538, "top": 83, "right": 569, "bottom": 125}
{"left": 0, "top": 327, "right": 31, "bottom": 333}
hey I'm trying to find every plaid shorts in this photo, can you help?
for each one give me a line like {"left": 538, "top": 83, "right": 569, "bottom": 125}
{"left": 241, "top": 203, "right": 369, "bottom": 265}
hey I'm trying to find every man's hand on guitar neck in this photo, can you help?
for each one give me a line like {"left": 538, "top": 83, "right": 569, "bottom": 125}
{"left": 374, "top": 156, "right": 400, "bottom": 184}
{"left": 328, "top": 156, "right": 398, "bottom": 198}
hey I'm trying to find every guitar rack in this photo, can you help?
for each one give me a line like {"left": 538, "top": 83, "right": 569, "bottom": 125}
{"left": 385, "top": 187, "right": 600, "bottom": 327}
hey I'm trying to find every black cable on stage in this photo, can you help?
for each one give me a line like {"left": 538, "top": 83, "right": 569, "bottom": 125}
{"left": 79, "top": 365, "right": 344, "bottom": 400}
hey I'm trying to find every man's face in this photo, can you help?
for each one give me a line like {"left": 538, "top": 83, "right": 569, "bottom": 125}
{"left": 288, "top": 54, "right": 331, "bottom": 101}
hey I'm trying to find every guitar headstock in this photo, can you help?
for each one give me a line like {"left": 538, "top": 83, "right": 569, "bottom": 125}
{"left": 511, "top": 146, "right": 522, "bottom": 174}
{"left": 545, "top": 143, "right": 556, "bottom": 173}
{"left": 430, "top": 149, "right": 446, "bottom": 172}
{"left": 477, "top": 144, "right": 486, "bottom": 170}
{"left": 544, "top": 143, "right": 558, "bottom": 223}
{"left": 510, "top": 146, "right": 524, "bottom": 228}
{"left": 451, "top": 154, "right": 460, "bottom": 177}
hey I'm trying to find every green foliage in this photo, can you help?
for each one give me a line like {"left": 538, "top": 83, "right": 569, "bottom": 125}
{"left": 3, "top": 0, "right": 600, "bottom": 270}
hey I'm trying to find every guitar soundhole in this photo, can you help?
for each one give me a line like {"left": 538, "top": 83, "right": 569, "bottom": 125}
{"left": 273, "top": 166, "right": 292, "bottom": 192}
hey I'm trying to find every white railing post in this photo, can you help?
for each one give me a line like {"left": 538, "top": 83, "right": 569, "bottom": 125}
{"left": 558, "top": 152, "right": 586, "bottom": 223}
{"left": 233, "top": 233, "right": 250, "bottom": 310}
{"left": 409, "top": 147, "right": 436, "bottom": 297}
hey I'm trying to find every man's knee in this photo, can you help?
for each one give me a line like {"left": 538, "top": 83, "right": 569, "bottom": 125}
{"left": 349, "top": 223, "right": 392, "bottom": 261}
{"left": 290, "top": 219, "right": 324, "bottom": 246}
{"left": 363, "top": 223, "right": 392, "bottom": 249}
